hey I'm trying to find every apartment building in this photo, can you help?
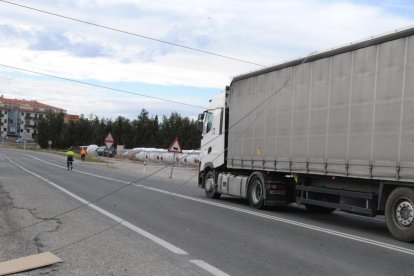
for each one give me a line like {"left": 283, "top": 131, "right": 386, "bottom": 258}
{"left": 0, "top": 96, "right": 67, "bottom": 140}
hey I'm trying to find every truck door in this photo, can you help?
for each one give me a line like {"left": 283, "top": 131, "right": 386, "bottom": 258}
{"left": 200, "top": 108, "right": 225, "bottom": 169}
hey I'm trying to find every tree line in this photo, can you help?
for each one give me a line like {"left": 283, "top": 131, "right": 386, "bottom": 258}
{"left": 36, "top": 109, "right": 201, "bottom": 150}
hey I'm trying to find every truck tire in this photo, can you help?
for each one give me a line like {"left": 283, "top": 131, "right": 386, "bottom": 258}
{"left": 248, "top": 175, "right": 265, "bottom": 209}
{"left": 385, "top": 187, "right": 414, "bottom": 242}
{"left": 305, "top": 204, "right": 335, "bottom": 214}
{"left": 204, "top": 171, "right": 221, "bottom": 199}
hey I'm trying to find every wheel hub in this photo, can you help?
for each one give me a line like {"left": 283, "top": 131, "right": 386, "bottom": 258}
{"left": 252, "top": 181, "right": 262, "bottom": 204}
{"left": 205, "top": 177, "right": 214, "bottom": 192}
{"left": 395, "top": 199, "right": 414, "bottom": 228}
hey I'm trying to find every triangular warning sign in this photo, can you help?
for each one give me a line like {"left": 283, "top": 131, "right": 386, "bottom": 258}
{"left": 104, "top": 132, "right": 115, "bottom": 149}
{"left": 168, "top": 138, "right": 183, "bottom": 153}
{"left": 105, "top": 133, "right": 113, "bottom": 142}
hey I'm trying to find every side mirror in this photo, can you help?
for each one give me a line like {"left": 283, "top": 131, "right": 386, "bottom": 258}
{"left": 198, "top": 113, "right": 205, "bottom": 121}
{"left": 197, "top": 121, "right": 204, "bottom": 133}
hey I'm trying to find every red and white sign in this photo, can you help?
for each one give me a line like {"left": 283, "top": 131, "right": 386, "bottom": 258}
{"left": 168, "top": 138, "right": 183, "bottom": 153}
{"left": 104, "top": 133, "right": 115, "bottom": 149}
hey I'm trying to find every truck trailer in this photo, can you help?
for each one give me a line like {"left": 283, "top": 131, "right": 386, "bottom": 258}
{"left": 198, "top": 26, "right": 414, "bottom": 242}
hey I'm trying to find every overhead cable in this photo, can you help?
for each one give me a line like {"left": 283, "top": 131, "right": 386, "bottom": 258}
{"left": 0, "top": 51, "right": 315, "bottom": 241}
{"left": 0, "top": 63, "right": 206, "bottom": 109}
{"left": 0, "top": 0, "right": 265, "bottom": 67}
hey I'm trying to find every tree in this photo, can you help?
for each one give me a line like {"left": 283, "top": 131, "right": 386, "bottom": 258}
{"left": 36, "top": 108, "right": 199, "bottom": 150}
{"left": 36, "top": 111, "right": 65, "bottom": 148}
{"left": 112, "top": 116, "right": 132, "bottom": 147}
{"left": 132, "top": 109, "right": 158, "bottom": 147}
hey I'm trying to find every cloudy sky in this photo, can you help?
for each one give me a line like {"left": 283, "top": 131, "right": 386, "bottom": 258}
{"left": 0, "top": 0, "right": 413, "bottom": 120}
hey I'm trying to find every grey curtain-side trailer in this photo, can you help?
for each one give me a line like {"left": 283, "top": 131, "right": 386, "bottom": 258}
{"left": 198, "top": 26, "right": 414, "bottom": 242}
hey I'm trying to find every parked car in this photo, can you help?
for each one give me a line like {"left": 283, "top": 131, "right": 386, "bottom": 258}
{"left": 97, "top": 146, "right": 116, "bottom": 157}
{"left": 15, "top": 138, "right": 33, "bottom": 144}
{"left": 15, "top": 138, "right": 27, "bottom": 144}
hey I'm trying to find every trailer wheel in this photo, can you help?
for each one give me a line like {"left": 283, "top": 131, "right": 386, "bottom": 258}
{"left": 304, "top": 204, "right": 335, "bottom": 214}
{"left": 248, "top": 175, "right": 265, "bottom": 209}
{"left": 204, "top": 171, "right": 221, "bottom": 199}
{"left": 385, "top": 187, "right": 414, "bottom": 242}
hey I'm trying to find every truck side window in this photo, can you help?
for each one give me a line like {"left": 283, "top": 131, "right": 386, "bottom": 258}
{"left": 204, "top": 112, "right": 214, "bottom": 134}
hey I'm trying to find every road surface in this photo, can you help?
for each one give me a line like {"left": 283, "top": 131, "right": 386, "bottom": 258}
{"left": 1, "top": 149, "right": 414, "bottom": 275}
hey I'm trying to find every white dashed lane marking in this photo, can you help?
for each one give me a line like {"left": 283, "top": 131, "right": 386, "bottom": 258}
{"left": 4, "top": 153, "right": 231, "bottom": 276}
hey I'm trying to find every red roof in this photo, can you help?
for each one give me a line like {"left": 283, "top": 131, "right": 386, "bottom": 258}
{"left": 0, "top": 97, "right": 64, "bottom": 112}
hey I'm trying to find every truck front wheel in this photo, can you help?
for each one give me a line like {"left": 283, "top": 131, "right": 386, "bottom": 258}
{"left": 385, "top": 187, "right": 414, "bottom": 242}
{"left": 204, "top": 171, "right": 221, "bottom": 199}
{"left": 248, "top": 175, "right": 265, "bottom": 209}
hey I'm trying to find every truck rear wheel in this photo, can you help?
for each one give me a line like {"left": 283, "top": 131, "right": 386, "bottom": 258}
{"left": 385, "top": 187, "right": 414, "bottom": 242}
{"left": 204, "top": 171, "right": 221, "bottom": 199}
{"left": 248, "top": 175, "right": 265, "bottom": 209}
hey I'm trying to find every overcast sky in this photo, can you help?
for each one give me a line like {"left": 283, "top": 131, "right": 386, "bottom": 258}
{"left": 0, "top": 0, "right": 413, "bottom": 120}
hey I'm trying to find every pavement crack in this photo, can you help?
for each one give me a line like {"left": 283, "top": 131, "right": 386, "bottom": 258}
{"left": 0, "top": 182, "right": 13, "bottom": 209}
{"left": 0, "top": 181, "right": 62, "bottom": 253}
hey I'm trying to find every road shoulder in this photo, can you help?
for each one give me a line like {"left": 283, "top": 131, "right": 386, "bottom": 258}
{"left": 0, "top": 154, "right": 203, "bottom": 275}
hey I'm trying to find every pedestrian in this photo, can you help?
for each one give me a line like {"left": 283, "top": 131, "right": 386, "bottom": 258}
{"left": 65, "top": 148, "right": 75, "bottom": 170}
{"left": 81, "top": 147, "right": 86, "bottom": 161}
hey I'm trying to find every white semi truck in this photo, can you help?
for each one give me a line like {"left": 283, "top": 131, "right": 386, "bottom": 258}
{"left": 198, "top": 26, "right": 414, "bottom": 242}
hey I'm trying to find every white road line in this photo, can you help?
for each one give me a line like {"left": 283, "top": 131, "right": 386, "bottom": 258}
{"left": 190, "top": 260, "right": 230, "bottom": 276}
{"left": 5, "top": 156, "right": 188, "bottom": 255}
{"left": 17, "top": 152, "right": 414, "bottom": 256}
{"left": 19, "top": 153, "right": 130, "bottom": 184}
{"left": 136, "top": 185, "right": 414, "bottom": 256}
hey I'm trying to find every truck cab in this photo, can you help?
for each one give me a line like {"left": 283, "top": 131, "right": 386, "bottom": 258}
{"left": 198, "top": 92, "right": 226, "bottom": 181}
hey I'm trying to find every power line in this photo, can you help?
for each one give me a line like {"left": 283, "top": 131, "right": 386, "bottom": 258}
{"left": 0, "top": 63, "right": 206, "bottom": 109}
{"left": 51, "top": 172, "right": 196, "bottom": 253}
{"left": 52, "top": 221, "right": 123, "bottom": 253}
{"left": 0, "top": 0, "right": 265, "bottom": 67}
{"left": 0, "top": 51, "right": 313, "bottom": 241}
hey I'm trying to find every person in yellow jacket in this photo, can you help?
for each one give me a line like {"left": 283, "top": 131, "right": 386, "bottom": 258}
{"left": 65, "top": 148, "right": 75, "bottom": 170}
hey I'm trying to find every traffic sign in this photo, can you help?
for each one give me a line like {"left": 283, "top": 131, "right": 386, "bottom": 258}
{"left": 48, "top": 140, "right": 52, "bottom": 145}
{"left": 104, "top": 133, "right": 114, "bottom": 149}
{"left": 168, "top": 138, "right": 183, "bottom": 153}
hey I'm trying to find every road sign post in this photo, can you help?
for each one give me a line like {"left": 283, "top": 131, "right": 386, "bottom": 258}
{"left": 168, "top": 138, "right": 183, "bottom": 178}
{"left": 170, "top": 151, "right": 176, "bottom": 178}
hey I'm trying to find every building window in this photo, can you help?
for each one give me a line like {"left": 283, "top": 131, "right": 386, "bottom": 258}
{"left": 21, "top": 113, "right": 24, "bottom": 116}
{"left": 3, "top": 128, "right": 5, "bottom": 131}
{"left": 4, "top": 111, "right": 7, "bottom": 114}
{"left": 26, "top": 129, "right": 30, "bottom": 133}
{"left": 3, "top": 119, "right": 6, "bottom": 123}
{"left": 20, "top": 129, "right": 23, "bottom": 132}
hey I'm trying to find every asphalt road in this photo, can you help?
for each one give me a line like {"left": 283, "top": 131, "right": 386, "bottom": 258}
{"left": 2, "top": 149, "right": 414, "bottom": 275}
